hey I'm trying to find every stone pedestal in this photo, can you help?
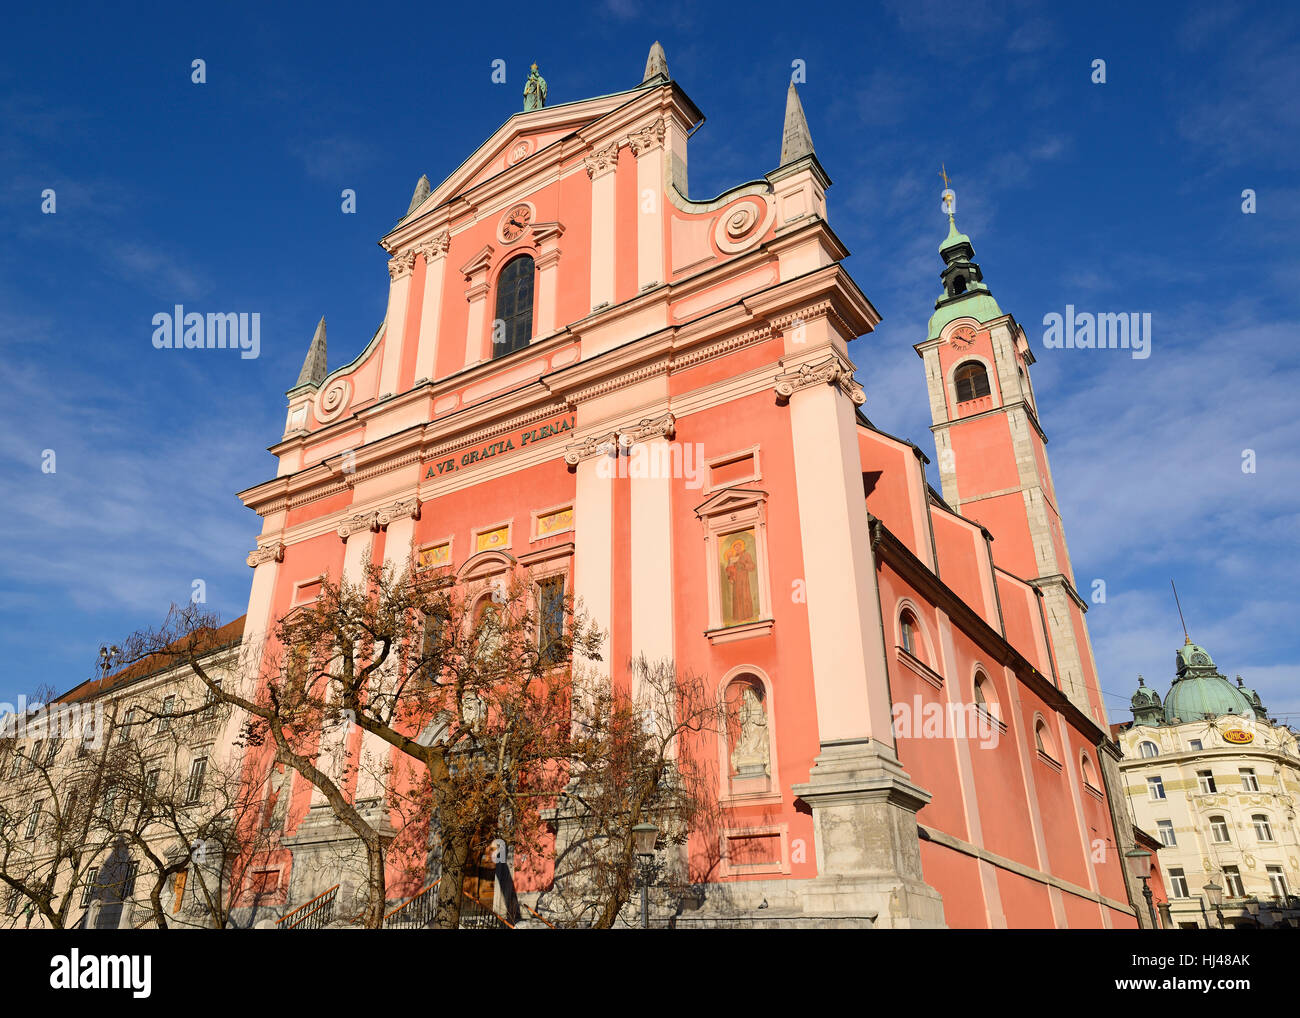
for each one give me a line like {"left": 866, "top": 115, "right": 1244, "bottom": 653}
{"left": 281, "top": 798, "right": 395, "bottom": 916}
{"left": 790, "top": 738, "right": 946, "bottom": 928}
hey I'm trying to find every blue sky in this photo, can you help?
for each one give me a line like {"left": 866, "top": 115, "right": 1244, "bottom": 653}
{"left": 1, "top": 0, "right": 1295, "bottom": 725}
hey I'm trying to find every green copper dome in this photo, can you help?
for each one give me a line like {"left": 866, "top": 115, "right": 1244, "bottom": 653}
{"left": 1162, "top": 640, "right": 1255, "bottom": 723}
{"left": 1130, "top": 675, "right": 1163, "bottom": 726}
{"left": 926, "top": 211, "right": 1002, "bottom": 339}
{"left": 940, "top": 217, "right": 972, "bottom": 254}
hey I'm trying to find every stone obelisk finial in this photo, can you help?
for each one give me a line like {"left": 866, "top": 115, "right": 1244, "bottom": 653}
{"left": 295, "top": 317, "right": 327, "bottom": 388}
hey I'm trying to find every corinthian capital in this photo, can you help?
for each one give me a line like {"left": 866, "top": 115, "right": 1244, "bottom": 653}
{"left": 388, "top": 250, "right": 416, "bottom": 281}
{"left": 415, "top": 231, "right": 450, "bottom": 263}
{"left": 627, "top": 117, "right": 666, "bottom": 157}
{"left": 584, "top": 142, "right": 620, "bottom": 180}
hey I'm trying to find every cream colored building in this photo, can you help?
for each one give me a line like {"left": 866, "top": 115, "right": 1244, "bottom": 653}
{"left": 0, "top": 618, "right": 249, "bottom": 929}
{"left": 1116, "top": 639, "right": 1300, "bottom": 928}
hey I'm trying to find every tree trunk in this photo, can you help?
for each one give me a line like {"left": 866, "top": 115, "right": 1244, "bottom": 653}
{"left": 432, "top": 836, "right": 468, "bottom": 929}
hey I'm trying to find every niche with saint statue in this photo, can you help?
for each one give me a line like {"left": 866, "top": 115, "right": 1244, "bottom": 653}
{"left": 725, "top": 677, "right": 771, "bottom": 795}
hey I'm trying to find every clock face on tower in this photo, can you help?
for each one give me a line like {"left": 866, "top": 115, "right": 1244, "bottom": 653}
{"left": 499, "top": 203, "right": 533, "bottom": 243}
{"left": 948, "top": 326, "right": 977, "bottom": 350}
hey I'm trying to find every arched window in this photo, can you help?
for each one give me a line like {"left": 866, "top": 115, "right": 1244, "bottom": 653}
{"left": 493, "top": 255, "right": 535, "bottom": 358}
{"left": 1139, "top": 740, "right": 1159, "bottom": 758}
{"left": 973, "top": 671, "right": 1001, "bottom": 722}
{"left": 1034, "top": 718, "right": 1058, "bottom": 761}
{"left": 1080, "top": 752, "right": 1100, "bottom": 790}
{"left": 954, "top": 361, "right": 991, "bottom": 402}
{"left": 899, "top": 609, "right": 927, "bottom": 665}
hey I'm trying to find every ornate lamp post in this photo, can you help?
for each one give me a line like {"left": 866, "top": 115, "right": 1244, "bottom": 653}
{"left": 632, "top": 822, "right": 659, "bottom": 929}
{"left": 1124, "top": 848, "right": 1160, "bottom": 929}
{"left": 1203, "top": 881, "right": 1225, "bottom": 928}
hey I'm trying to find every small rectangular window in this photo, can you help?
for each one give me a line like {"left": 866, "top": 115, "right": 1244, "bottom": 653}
{"left": 185, "top": 758, "right": 208, "bottom": 804}
{"left": 24, "top": 800, "right": 42, "bottom": 839}
{"left": 1156, "top": 820, "right": 1176, "bottom": 847}
{"left": 1223, "top": 866, "right": 1245, "bottom": 899}
{"left": 201, "top": 682, "right": 221, "bottom": 721}
{"left": 1197, "top": 770, "right": 1217, "bottom": 794}
{"left": 1240, "top": 768, "right": 1259, "bottom": 791}
{"left": 119, "top": 707, "right": 136, "bottom": 743}
{"left": 1147, "top": 776, "right": 1166, "bottom": 800}
{"left": 1168, "top": 868, "right": 1189, "bottom": 898}
{"left": 80, "top": 867, "right": 99, "bottom": 907}
{"left": 537, "top": 575, "right": 566, "bottom": 665}
{"left": 122, "top": 861, "right": 139, "bottom": 898}
{"left": 1268, "top": 866, "right": 1289, "bottom": 899}
{"left": 157, "top": 696, "right": 176, "bottom": 735}
{"left": 1188, "top": 739, "right": 1203, "bottom": 751}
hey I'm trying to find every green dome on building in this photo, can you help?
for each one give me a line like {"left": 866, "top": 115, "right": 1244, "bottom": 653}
{"left": 1127, "top": 638, "right": 1269, "bottom": 727}
{"left": 1162, "top": 640, "right": 1256, "bottom": 723}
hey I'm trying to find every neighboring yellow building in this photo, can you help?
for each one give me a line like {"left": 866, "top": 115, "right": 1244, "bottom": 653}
{"left": 1115, "top": 638, "right": 1300, "bottom": 928}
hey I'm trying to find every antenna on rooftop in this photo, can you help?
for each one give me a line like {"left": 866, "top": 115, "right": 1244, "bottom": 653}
{"left": 1171, "top": 579, "right": 1190, "bottom": 644}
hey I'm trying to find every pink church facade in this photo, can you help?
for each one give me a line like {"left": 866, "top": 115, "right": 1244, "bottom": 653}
{"left": 231, "top": 47, "right": 1144, "bottom": 928}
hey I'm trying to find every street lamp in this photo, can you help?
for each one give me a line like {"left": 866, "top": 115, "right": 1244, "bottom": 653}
{"left": 1123, "top": 848, "right": 1160, "bottom": 929}
{"left": 632, "top": 822, "right": 659, "bottom": 929}
{"left": 1203, "top": 881, "right": 1225, "bottom": 929}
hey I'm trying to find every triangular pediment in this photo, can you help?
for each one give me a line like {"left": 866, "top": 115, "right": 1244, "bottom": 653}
{"left": 694, "top": 487, "right": 769, "bottom": 519}
{"left": 396, "top": 87, "right": 648, "bottom": 228}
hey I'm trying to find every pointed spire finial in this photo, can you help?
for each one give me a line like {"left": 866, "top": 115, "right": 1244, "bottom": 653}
{"left": 296, "top": 317, "right": 327, "bottom": 388}
{"left": 643, "top": 41, "right": 669, "bottom": 83}
{"left": 406, "top": 174, "right": 430, "bottom": 217}
{"left": 780, "top": 81, "right": 815, "bottom": 165}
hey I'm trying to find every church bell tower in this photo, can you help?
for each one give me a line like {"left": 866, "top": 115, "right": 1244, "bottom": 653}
{"left": 914, "top": 186, "right": 1107, "bottom": 725}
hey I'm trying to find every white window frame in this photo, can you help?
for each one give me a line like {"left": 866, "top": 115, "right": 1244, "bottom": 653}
{"left": 185, "top": 757, "right": 208, "bottom": 805}
{"left": 1156, "top": 819, "right": 1176, "bottom": 847}
{"left": 1197, "top": 770, "right": 1217, "bottom": 794}
{"left": 1147, "top": 776, "right": 1167, "bottom": 801}
{"left": 80, "top": 867, "right": 99, "bottom": 907}
{"left": 1208, "top": 816, "right": 1231, "bottom": 844}
{"left": 1253, "top": 814, "right": 1274, "bottom": 842}
{"left": 1240, "top": 767, "right": 1259, "bottom": 791}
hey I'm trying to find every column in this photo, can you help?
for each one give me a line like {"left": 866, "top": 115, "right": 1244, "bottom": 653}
{"left": 585, "top": 143, "right": 619, "bottom": 311}
{"left": 780, "top": 349, "right": 945, "bottom": 927}
{"left": 413, "top": 231, "right": 450, "bottom": 384}
{"left": 628, "top": 118, "right": 665, "bottom": 292}
{"left": 532, "top": 222, "right": 565, "bottom": 337}
{"left": 460, "top": 245, "right": 493, "bottom": 369}
{"left": 378, "top": 250, "right": 415, "bottom": 398}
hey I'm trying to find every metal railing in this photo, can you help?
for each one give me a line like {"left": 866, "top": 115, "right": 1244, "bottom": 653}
{"left": 379, "top": 878, "right": 515, "bottom": 929}
{"left": 277, "top": 884, "right": 339, "bottom": 930}
{"left": 383, "top": 881, "right": 438, "bottom": 928}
